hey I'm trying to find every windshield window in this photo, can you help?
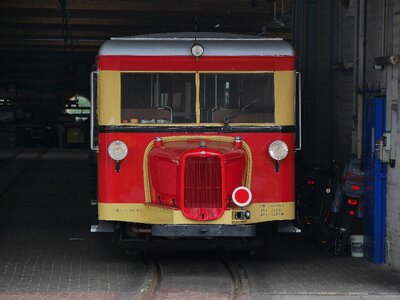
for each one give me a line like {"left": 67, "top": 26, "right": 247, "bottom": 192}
{"left": 200, "top": 73, "right": 274, "bottom": 123}
{"left": 121, "top": 73, "right": 196, "bottom": 124}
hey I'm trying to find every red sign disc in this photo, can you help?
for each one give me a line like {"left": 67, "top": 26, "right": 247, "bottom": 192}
{"left": 232, "top": 186, "right": 252, "bottom": 207}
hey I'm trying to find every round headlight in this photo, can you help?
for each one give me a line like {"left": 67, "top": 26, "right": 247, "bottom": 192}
{"left": 191, "top": 44, "right": 204, "bottom": 57}
{"left": 108, "top": 140, "right": 128, "bottom": 161}
{"left": 268, "top": 140, "right": 288, "bottom": 161}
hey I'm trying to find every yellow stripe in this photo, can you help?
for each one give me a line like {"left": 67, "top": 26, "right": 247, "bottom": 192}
{"left": 98, "top": 202, "right": 295, "bottom": 224}
{"left": 198, "top": 71, "right": 274, "bottom": 74}
{"left": 114, "top": 123, "right": 277, "bottom": 127}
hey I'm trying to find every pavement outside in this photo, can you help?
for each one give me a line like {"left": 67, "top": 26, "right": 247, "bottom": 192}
{"left": 0, "top": 148, "right": 399, "bottom": 300}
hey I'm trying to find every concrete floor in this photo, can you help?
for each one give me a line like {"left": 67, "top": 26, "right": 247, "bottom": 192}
{"left": 0, "top": 148, "right": 399, "bottom": 299}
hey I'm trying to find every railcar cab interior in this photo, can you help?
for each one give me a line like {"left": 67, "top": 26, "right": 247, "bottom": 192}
{"left": 120, "top": 72, "right": 275, "bottom": 124}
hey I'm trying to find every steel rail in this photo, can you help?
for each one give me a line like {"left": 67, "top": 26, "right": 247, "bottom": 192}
{"left": 219, "top": 255, "right": 251, "bottom": 300}
{"left": 136, "top": 251, "right": 250, "bottom": 300}
{"left": 139, "top": 256, "right": 161, "bottom": 300}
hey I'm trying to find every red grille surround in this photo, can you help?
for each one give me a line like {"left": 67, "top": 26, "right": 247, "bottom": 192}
{"left": 181, "top": 151, "right": 226, "bottom": 220}
{"left": 147, "top": 139, "right": 247, "bottom": 221}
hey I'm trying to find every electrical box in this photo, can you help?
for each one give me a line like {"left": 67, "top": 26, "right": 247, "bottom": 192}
{"left": 376, "top": 132, "right": 391, "bottom": 163}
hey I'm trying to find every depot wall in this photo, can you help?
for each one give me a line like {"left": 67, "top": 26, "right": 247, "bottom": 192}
{"left": 295, "top": 0, "right": 354, "bottom": 166}
{"left": 297, "top": 0, "right": 400, "bottom": 270}
{"left": 367, "top": 0, "right": 400, "bottom": 270}
{"left": 361, "top": 0, "right": 400, "bottom": 270}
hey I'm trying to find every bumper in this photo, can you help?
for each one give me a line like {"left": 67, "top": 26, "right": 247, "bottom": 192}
{"left": 152, "top": 224, "right": 256, "bottom": 237}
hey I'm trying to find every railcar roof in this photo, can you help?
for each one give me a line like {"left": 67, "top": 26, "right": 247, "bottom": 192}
{"left": 99, "top": 32, "right": 294, "bottom": 56}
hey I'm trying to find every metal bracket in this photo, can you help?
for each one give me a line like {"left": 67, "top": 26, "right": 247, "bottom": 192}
{"left": 277, "top": 221, "right": 301, "bottom": 233}
{"left": 91, "top": 221, "right": 114, "bottom": 233}
{"left": 376, "top": 132, "right": 391, "bottom": 163}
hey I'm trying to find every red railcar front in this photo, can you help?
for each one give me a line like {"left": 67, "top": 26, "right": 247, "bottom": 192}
{"left": 92, "top": 33, "right": 296, "bottom": 237}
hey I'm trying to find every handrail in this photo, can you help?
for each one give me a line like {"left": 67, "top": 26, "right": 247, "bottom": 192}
{"left": 295, "top": 71, "right": 302, "bottom": 151}
{"left": 90, "top": 71, "right": 98, "bottom": 151}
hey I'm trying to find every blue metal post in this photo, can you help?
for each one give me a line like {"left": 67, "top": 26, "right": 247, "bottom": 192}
{"left": 363, "top": 97, "right": 386, "bottom": 264}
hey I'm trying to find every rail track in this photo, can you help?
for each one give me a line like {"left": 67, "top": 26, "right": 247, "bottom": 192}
{"left": 220, "top": 255, "right": 251, "bottom": 300}
{"left": 140, "top": 256, "right": 161, "bottom": 300}
{"left": 138, "top": 252, "right": 251, "bottom": 300}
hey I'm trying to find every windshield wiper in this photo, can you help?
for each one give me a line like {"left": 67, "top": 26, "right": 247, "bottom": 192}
{"left": 223, "top": 99, "right": 258, "bottom": 131}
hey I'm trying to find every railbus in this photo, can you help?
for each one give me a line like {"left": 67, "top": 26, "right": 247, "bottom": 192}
{"left": 91, "top": 32, "right": 296, "bottom": 240}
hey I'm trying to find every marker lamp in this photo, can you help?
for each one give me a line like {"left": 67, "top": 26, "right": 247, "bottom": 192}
{"left": 268, "top": 140, "right": 288, "bottom": 161}
{"left": 191, "top": 44, "right": 204, "bottom": 57}
{"left": 108, "top": 140, "right": 128, "bottom": 161}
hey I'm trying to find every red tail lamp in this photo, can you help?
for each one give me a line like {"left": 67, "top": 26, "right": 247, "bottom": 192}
{"left": 349, "top": 210, "right": 355, "bottom": 216}
{"left": 351, "top": 185, "right": 361, "bottom": 191}
{"left": 232, "top": 186, "right": 252, "bottom": 207}
{"left": 347, "top": 199, "right": 358, "bottom": 206}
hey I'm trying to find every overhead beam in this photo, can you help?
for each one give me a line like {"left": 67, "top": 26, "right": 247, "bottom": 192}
{"left": 0, "top": 0, "right": 287, "bottom": 13}
{"left": 0, "top": 39, "right": 101, "bottom": 51}
{"left": 0, "top": 13, "right": 272, "bottom": 28}
{"left": 0, "top": 19, "right": 273, "bottom": 31}
{"left": 0, "top": 9, "right": 274, "bottom": 31}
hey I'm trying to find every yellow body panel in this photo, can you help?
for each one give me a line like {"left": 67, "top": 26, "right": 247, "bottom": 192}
{"left": 98, "top": 202, "right": 295, "bottom": 224}
{"left": 99, "top": 71, "right": 121, "bottom": 125}
{"left": 274, "top": 71, "right": 295, "bottom": 125}
{"left": 97, "top": 70, "right": 295, "bottom": 126}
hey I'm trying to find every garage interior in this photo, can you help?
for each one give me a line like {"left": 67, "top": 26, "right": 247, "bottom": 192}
{"left": 0, "top": 0, "right": 400, "bottom": 299}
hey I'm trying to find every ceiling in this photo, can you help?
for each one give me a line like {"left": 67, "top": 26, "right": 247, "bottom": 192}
{"left": 0, "top": 0, "right": 292, "bottom": 99}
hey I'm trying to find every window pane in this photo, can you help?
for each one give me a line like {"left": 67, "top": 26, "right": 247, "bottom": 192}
{"left": 200, "top": 73, "right": 274, "bottom": 123}
{"left": 64, "top": 95, "right": 91, "bottom": 122}
{"left": 121, "top": 73, "right": 196, "bottom": 124}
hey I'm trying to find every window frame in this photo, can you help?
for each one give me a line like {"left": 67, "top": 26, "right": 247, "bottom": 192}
{"left": 198, "top": 71, "right": 275, "bottom": 125}
{"left": 118, "top": 70, "right": 277, "bottom": 126}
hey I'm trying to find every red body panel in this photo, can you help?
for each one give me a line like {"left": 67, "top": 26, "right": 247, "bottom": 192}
{"left": 98, "top": 55, "right": 295, "bottom": 71}
{"left": 98, "top": 132, "right": 295, "bottom": 207}
{"left": 147, "top": 140, "right": 246, "bottom": 220}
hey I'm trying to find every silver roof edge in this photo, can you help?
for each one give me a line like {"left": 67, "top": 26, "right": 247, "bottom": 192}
{"left": 111, "top": 32, "right": 280, "bottom": 40}
{"left": 99, "top": 32, "right": 294, "bottom": 57}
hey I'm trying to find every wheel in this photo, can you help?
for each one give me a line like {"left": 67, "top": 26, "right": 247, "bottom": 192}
{"left": 333, "top": 207, "right": 351, "bottom": 256}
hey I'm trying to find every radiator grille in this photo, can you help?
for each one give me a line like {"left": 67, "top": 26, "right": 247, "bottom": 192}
{"left": 183, "top": 156, "right": 223, "bottom": 220}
